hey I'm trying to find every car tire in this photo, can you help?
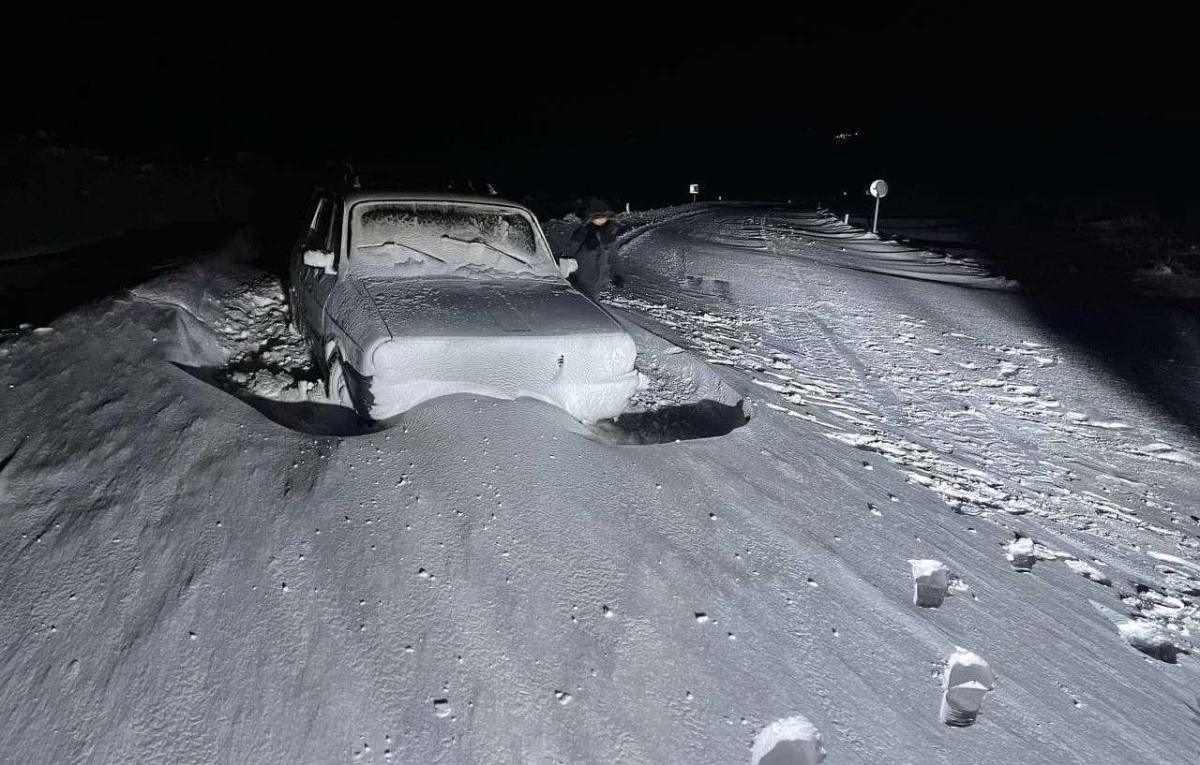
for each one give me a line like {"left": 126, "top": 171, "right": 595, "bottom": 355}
{"left": 326, "top": 354, "right": 355, "bottom": 411}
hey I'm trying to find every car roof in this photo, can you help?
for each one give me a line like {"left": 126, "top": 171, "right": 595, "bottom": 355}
{"left": 335, "top": 190, "right": 532, "bottom": 211}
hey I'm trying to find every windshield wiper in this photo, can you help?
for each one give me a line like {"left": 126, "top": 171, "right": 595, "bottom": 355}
{"left": 440, "top": 233, "right": 531, "bottom": 266}
{"left": 359, "top": 240, "right": 448, "bottom": 264}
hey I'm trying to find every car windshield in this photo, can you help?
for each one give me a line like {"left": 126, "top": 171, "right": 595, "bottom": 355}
{"left": 349, "top": 201, "right": 558, "bottom": 280}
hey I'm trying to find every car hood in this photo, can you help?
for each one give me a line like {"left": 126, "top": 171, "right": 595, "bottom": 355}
{"left": 355, "top": 277, "right": 626, "bottom": 339}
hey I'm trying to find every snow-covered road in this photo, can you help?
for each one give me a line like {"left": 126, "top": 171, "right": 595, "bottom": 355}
{"left": 1, "top": 205, "right": 1198, "bottom": 764}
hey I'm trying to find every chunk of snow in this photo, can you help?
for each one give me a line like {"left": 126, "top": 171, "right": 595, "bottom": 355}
{"left": 941, "top": 648, "right": 995, "bottom": 726}
{"left": 1007, "top": 537, "right": 1037, "bottom": 572}
{"left": 1148, "top": 551, "right": 1200, "bottom": 575}
{"left": 1117, "top": 620, "right": 1180, "bottom": 663}
{"left": 909, "top": 559, "right": 951, "bottom": 607}
{"left": 1064, "top": 559, "right": 1112, "bottom": 585}
{"left": 751, "top": 716, "right": 825, "bottom": 765}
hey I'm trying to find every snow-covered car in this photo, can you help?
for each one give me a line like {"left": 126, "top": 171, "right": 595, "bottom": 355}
{"left": 288, "top": 191, "right": 639, "bottom": 422}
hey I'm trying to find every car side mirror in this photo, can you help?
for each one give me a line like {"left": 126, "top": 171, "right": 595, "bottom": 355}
{"left": 557, "top": 257, "right": 578, "bottom": 278}
{"left": 303, "top": 249, "right": 337, "bottom": 275}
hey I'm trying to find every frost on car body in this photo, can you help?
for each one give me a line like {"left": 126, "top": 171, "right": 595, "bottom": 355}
{"left": 288, "top": 191, "right": 638, "bottom": 422}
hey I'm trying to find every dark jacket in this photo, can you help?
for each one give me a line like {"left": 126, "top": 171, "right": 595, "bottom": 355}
{"left": 567, "top": 198, "right": 622, "bottom": 298}
{"left": 568, "top": 220, "right": 621, "bottom": 297}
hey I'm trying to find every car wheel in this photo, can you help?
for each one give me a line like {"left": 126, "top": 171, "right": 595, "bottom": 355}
{"left": 326, "top": 355, "right": 355, "bottom": 411}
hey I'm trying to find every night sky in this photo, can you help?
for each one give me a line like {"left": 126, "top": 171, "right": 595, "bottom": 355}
{"left": 3, "top": 7, "right": 1194, "bottom": 207}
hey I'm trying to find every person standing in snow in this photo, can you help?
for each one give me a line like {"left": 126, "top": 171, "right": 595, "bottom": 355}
{"left": 567, "top": 198, "right": 623, "bottom": 299}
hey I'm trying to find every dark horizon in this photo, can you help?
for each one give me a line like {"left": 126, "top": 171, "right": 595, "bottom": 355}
{"left": 3, "top": 7, "right": 1196, "bottom": 212}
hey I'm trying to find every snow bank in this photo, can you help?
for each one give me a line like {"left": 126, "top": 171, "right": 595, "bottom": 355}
{"left": 759, "top": 208, "right": 1016, "bottom": 289}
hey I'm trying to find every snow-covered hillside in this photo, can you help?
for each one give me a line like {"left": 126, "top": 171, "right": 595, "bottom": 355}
{"left": 1, "top": 204, "right": 1198, "bottom": 764}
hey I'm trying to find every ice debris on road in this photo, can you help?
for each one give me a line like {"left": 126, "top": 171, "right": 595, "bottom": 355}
{"left": 909, "top": 559, "right": 951, "bottom": 607}
{"left": 940, "top": 649, "right": 995, "bottom": 727}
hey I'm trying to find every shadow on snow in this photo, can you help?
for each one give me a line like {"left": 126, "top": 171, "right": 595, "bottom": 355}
{"left": 588, "top": 399, "right": 750, "bottom": 445}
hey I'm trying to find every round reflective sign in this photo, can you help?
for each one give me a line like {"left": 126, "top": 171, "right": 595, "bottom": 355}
{"left": 869, "top": 179, "right": 889, "bottom": 198}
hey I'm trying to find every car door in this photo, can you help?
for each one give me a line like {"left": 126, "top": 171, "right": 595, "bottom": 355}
{"left": 289, "top": 195, "right": 322, "bottom": 333}
{"left": 292, "top": 194, "right": 341, "bottom": 340}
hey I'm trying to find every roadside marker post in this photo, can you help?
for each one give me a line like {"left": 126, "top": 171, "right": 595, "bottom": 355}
{"left": 869, "top": 179, "right": 889, "bottom": 234}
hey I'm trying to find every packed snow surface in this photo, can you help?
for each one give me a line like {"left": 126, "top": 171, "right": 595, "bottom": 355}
{"left": 1, "top": 204, "right": 1199, "bottom": 763}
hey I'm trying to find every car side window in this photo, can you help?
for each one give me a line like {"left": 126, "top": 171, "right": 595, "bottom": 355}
{"left": 305, "top": 197, "right": 335, "bottom": 252}
{"left": 326, "top": 201, "right": 344, "bottom": 261}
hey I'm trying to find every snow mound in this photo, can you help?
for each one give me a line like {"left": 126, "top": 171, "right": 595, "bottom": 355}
{"left": 751, "top": 716, "right": 825, "bottom": 765}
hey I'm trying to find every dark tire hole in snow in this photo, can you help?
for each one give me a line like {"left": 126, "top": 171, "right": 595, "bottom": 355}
{"left": 589, "top": 398, "right": 749, "bottom": 445}
{"left": 171, "top": 363, "right": 377, "bottom": 437}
